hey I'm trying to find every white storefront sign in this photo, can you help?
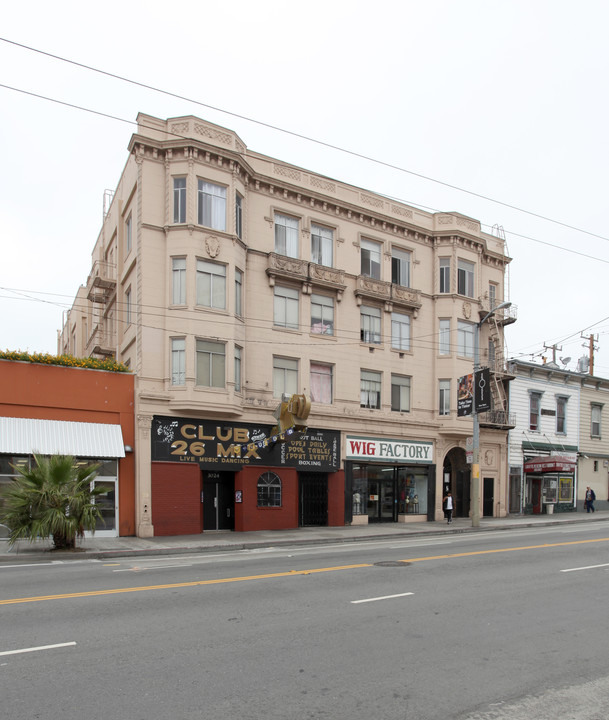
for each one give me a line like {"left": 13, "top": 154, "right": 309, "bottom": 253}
{"left": 346, "top": 436, "right": 433, "bottom": 463}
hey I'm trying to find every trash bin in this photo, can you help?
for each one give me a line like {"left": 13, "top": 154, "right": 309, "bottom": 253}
{"left": 546, "top": 504, "right": 554, "bottom": 515}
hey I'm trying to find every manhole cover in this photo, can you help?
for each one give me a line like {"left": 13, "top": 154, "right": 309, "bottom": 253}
{"left": 374, "top": 560, "right": 410, "bottom": 567}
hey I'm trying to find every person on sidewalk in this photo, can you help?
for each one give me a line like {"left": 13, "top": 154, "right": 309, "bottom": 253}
{"left": 585, "top": 486, "right": 596, "bottom": 513}
{"left": 443, "top": 491, "right": 454, "bottom": 524}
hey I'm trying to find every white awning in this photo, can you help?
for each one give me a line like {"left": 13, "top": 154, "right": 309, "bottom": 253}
{"left": 0, "top": 417, "right": 126, "bottom": 458}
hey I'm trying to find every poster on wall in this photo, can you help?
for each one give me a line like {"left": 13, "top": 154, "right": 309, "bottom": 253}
{"left": 151, "top": 416, "right": 340, "bottom": 471}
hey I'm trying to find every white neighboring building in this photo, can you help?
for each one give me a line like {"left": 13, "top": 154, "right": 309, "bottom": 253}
{"left": 508, "top": 360, "right": 580, "bottom": 514}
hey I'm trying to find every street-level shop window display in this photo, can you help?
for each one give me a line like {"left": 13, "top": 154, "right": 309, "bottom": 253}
{"left": 398, "top": 467, "right": 427, "bottom": 514}
{"left": 559, "top": 476, "right": 573, "bottom": 504}
{"left": 257, "top": 471, "right": 282, "bottom": 508}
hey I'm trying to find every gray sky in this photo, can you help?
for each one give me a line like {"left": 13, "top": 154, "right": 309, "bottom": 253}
{"left": 1, "top": 0, "right": 608, "bottom": 376}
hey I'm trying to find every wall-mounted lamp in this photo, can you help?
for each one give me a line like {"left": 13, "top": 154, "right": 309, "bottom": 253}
{"left": 124, "top": 445, "right": 133, "bottom": 453}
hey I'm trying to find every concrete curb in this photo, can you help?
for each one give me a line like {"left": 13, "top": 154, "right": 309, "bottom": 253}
{"left": 1, "top": 514, "right": 607, "bottom": 564}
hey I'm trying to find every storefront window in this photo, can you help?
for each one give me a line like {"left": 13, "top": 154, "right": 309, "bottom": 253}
{"left": 351, "top": 463, "right": 428, "bottom": 520}
{"left": 397, "top": 467, "right": 428, "bottom": 515}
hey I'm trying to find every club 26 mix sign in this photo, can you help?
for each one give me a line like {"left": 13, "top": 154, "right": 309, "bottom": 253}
{"left": 152, "top": 416, "right": 340, "bottom": 471}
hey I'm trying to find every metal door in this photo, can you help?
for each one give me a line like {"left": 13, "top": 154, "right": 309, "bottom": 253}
{"left": 203, "top": 472, "right": 234, "bottom": 530}
{"left": 483, "top": 477, "right": 494, "bottom": 517}
{"left": 299, "top": 473, "right": 328, "bottom": 526}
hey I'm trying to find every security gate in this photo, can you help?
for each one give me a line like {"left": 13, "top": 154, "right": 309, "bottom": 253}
{"left": 299, "top": 473, "right": 328, "bottom": 526}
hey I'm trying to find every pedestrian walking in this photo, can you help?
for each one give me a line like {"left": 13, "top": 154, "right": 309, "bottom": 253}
{"left": 443, "top": 491, "right": 454, "bottom": 524}
{"left": 585, "top": 486, "right": 596, "bottom": 513}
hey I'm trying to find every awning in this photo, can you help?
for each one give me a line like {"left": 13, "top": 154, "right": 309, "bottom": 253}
{"left": 523, "top": 455, "right": 576, "bottom": 473}
{"left": 0, "top": 417, "right": 126, "bottom": 458}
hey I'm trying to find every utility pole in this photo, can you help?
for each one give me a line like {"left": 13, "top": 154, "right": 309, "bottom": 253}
{"left": 581, "top": 333, "right": 599, "bottom": 376}
{"left": 543, "top": 342, "right": 562, "bottom": 364}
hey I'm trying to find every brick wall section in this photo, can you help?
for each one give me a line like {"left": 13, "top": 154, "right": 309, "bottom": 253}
{"left": 327, "top": 470, "right": 345, "bottom": 526}
{"left": 234, "top": 466, "right": 299, "bottom": 531}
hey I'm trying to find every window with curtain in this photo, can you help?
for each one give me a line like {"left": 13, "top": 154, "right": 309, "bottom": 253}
{"left": 361, "top": 370, "right": 381, "bottom": 409}
{"left": 174, "top": 177, "right": 186, "bottom": 223}
{"left": 391, "top": 375, "right": 411, "bottom": 412}
{"left": 556, "top": 396, "right": 568, "bottom": 434}
{"left": 439, "top": 380, "right": 451, "bottom": 415}
{"left": 361, "top": 239, "right": 381, "bottom": 279}
{"left": 529, "top": 392, "right": 542, "bottom": 431}
{"left": 196, "top": 340, "right": 225, "bottom": 388}
{"left": 311, "top": 293, "right": 334, "bottom": 335}
{"left": 171, "top": 338, "right": 185, "bottom": 385}
{"left": 311, "top": 224, "right": 333, "bottom": 266}
{"left": 391, "top": 247, "right": 411, "bottom": 287}
{"left": 391, "top": 312, "right": 410, "bottom": 351}
{"left": 274, "top": 214, "right": 299, "bottom": 258}
{"left": 457, "top": 320, "right": 474, "bottom": 358}
{"left": 457, "top": 259, "right": 475, "bottom": 297}
{"left": 235, "top": 193, "right": 243, "bottom": 239}
{"left": 235, "top": 269, "right": 243, "bottom": 317}
{"left": 591, "top": 404, "right": 602, "bottom": 437}
{"left": 172, "top": 257, "right": 186, "bottom": 305}
{"left": 196, "top": 260, "right": 226, "bottom": 309}
{"left": 274, "top": 286, "right": 299, "bottom": 329}
{"left": 361, "top": 306, "right": 381, "bottom": 344}
{"left": 197, "top": 180, "right": 226, "bottom": 231}
{"left": 310, "top": 363, "right": 332, "bottom": 404}
{"left": 273, "top": 357, "right": 298, "bottom": 398}
{"left": 439, "top": 258, "right": 450, "bottom": 293}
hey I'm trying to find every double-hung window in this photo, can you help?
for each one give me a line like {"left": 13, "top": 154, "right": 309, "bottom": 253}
{"left": 591, "top": 404, "right": 602, "bottom": 437}
{"left": 171, "top": 338, "right": 185, "bottom": 385}
{"left": 391, "top": 312, "right": 410, "bottom": 351}
{"left": 391, "top": 375, "right": 411, "bottom": 412}
{"left": 457, "top": 320, "right": 474, "bottom": 358}
{"left": 234, "top": 346, "right": 242, "bottom": 392}
{"left": 196, "top": 340, "right": 225, "bottom": 388}
{"left": 310, "top": 363, "right": 333, "bottom": 404}
{"left": 125, "top": 288, "right": 132, "bottom": 326}
{"left": 457, "top": 259, "right": 475, "bottom": 297}
{"left": 172, "top": 258, "right": 186, "bottom": 305}
{"left": 439, "top": 258, "right": 450, "bottom": 293}
{"left": 361, "top": 239, "right": 381, "bottom": 279}
{"left": 439, "top": 380, "right": 451, "bottom": 415}
{"left": 311, "top": 224, "right": 333, "bottom": 266}
{"left": 174, "top": 178, "right": 186, "bottom": 223}
{"left": 529, "top": 391, "right": 542, "bottom": 431}
{"left": 125, "top": 214, "right": 132, "bottom": 255}
{"left": 391, "top": 248, "right": 411, "bottom": 287}
{"left": 274, "top": 286, "right": 299, "bottom": 330}
{"left": 273, "top": 357, "right": 298, "bottom": 398}
{"left": 275, "top": 214, "right": 299, "bottom": 258}
{"left": 361, "top": 370, "right": 381, "bottom": 409}
{"left": 556, "top": 396, "right": 568, "bottom": 434}
{"left": 439, "top": 319, "right": 450, "bottom": 355}
{"left": 235, "top": 269, "right": 243, "bottom": 317}
{"left": 196, "top": 260, "right": 226, "bottom": 309}
{"left": 361, "top": 306, "right": 381, "bottom": 344}
{"left": 311, "top": 294, "right": 334, "bottom": 335}
{"left": 198, "top": 180, "right": 226, "bottom": 231}
{"left": 235, "top": 193, "right": 243, "bottom": 239}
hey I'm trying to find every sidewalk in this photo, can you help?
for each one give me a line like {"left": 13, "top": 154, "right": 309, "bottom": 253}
{"left": 1, "top": 510, "right": 608, "bottom": 563}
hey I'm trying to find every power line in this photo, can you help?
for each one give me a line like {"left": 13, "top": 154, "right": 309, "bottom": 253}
{"left": 1, "top": 35, "right": 609, "bottom": 246}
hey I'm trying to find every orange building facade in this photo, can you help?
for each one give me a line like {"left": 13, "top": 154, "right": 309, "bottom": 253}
{"left": 0, "top": 360, "right": 135, "bottom": 536}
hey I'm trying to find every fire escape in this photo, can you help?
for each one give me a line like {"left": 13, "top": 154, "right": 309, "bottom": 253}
{"left": 85, "top": 260, "right": 117, "bottom": 357}
{"left": 479, "top": 299, "right": 517, "bottom": 429}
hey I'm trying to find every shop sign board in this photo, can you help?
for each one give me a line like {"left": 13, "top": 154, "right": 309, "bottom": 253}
{"left": 151, "top": 415, "right": 340, "bottom": 471}
{"left": 346, "top": 435, "right": 433, "bottom": 464}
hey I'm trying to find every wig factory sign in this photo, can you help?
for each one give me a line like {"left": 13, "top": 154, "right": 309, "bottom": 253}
{"left": 346, "top": 436, "right": 434, "bottom": 464}
{"left": 151, "top": 416, "right": 340, "bottom": 471}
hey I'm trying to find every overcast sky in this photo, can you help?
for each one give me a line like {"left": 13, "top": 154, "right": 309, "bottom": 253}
{"left": 1, "top": 0, "right": 608, "bottom": 377}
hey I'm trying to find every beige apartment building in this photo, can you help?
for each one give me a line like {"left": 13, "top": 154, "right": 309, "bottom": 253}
{"left": 59, "top": 113, "right": 516, "bottom": 537}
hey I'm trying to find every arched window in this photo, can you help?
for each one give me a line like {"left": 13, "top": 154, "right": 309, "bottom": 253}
{"left": 257, "top": 471, "right": 282, "bottom": 507}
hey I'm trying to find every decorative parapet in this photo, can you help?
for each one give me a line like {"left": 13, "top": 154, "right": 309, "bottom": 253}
{"left": 391, "top": 284, "right": 422, "bottom": 312}
{"left": 354, "top": 275, "right": 392, "bottom": 305}
{"left": 308, "top": 263, "right": 346, "bottom": 299}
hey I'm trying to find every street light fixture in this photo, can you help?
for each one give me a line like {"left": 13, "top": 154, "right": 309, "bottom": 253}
{"left": 472, "top": 300, "right": 512, "bottom": 527}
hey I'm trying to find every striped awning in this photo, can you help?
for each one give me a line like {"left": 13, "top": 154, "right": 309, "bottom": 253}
{"left": 0, "top": 417, "right": 126, "bottom": 458}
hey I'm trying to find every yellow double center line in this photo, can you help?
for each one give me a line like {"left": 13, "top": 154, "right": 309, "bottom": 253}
{"left": 2, "top": 537, "right": 608, "bottom": 606}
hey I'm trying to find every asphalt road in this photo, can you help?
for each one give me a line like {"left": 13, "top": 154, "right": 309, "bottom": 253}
{"left": 2, "top": 524, "right": 609, "bottom": 720}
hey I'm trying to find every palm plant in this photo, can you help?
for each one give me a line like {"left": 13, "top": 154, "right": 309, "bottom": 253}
{"left": 0, "top": 454, "right": 104, "bottom": 549}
